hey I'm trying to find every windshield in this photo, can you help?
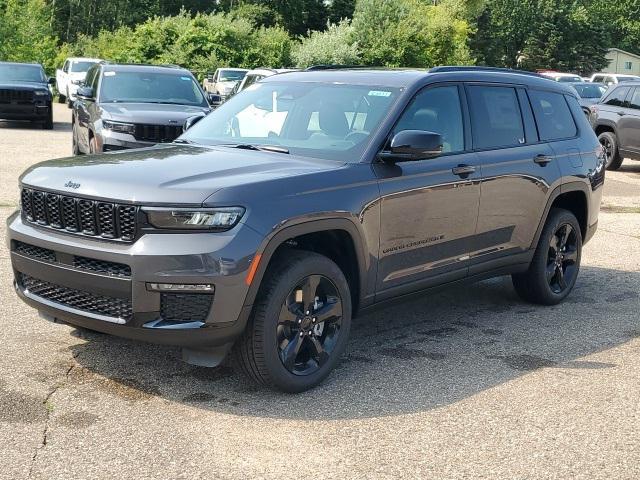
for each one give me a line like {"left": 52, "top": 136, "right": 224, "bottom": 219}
{"left": 99, "top": 71, "right": 206, "bottom": 106}
{"left": 70, "top": 61, "right": 97, "bottom": 73}
{"left": 219, "top": 70, "right": 247, "bottom": 82}
{"left": 572, "top": 84, "right": 606, "bottom": 98}
{"left": 0, "top": 64, "right": 45, "bottom": 83}
{"left": 557, "top": 76, "right": 583, "bottom": 83}
{"left": 181, "top": 81, "right": 400, "bottom": 161}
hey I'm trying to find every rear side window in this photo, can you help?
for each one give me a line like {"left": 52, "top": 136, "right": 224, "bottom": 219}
{"left": 603, "top": 86, "right": 630, "bottom": 106}
{"left": 528, "top": 90, "right": 577, "bottom": 141}
{"left": 629, "top": 88, "right": 640, "bottom": 110}
{"left": 467, "top": 85, "right": 525, "bottom": 149}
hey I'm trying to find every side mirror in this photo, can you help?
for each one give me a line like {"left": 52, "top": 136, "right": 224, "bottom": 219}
{"left": 183, "top": 114, "right": 206, "bottom": 131}
{"left": 48, "top": 77, "right": 56, "bottom": 85}
{"left": 207, "top": 93, "right": 222, "bottom": 106}
{"left": 77, "top": 86, "right": 94, "bottom": 99}
{"left": 379, "top": 130, "right": 443, "bottom": 162}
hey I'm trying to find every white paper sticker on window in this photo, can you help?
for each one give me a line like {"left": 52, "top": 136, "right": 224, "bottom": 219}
{"left": 368, "top": 90, "right": 391, "bottom": 97}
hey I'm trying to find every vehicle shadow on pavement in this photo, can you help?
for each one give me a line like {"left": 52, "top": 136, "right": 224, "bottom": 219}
{"left": 619, "top": 162, "right": 640, "bottom": 176}
{"left": 67, "top": 265, "right": 640, "bottom": 420}
{"left": 0, "top": 118, "right": 71, "bottom": 132}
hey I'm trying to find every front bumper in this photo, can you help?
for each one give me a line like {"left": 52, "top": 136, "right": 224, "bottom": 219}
{"left": 7, "top": 210, "right": 263, "bottom": 348}
{"left": 0, "top": 101, "right": 50, "bottom": 120}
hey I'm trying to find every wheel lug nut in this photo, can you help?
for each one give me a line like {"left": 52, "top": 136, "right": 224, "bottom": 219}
{"left": 300, "top": 332, "right": 304, "bottom": 337}
{"left": 298, "top": 319, "right": 301, "bottom": 324}
{"left": 312, "top": 318, "right": 316, "bottom": 323}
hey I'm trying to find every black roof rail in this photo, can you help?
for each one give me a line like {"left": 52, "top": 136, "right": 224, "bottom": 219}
{"left": 429, "top": 66, "right": 544, "bottom": 78}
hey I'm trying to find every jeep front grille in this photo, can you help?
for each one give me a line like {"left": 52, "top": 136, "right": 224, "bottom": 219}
{"left": 20, "top": 273, "right": 132, "bottom": 321}
{"left": 0, "top": 89, "right": 34, "bottom": 103}
{"left": 20, "top": 188, "right": 137, "bottom": 242}
{"left": 133, "top": 123, "right": 183, "bottom": 143}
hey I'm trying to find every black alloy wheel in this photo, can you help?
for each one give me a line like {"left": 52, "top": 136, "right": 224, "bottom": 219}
{"left": 276, "top": 274, "right": 343, "bottom": 376}
{"left": 546, "top": 223, "right": 579, "bottom": 294}
{"left": 598, "top": 131, "right": 623, "bottom": 170}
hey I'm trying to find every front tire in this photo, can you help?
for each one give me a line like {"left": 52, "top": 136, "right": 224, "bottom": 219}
{"left": 42, "top": 106, "right": 53, "bottom": 130}
{"left": 234, "top": 250, "right": 352, "bottom": 392}
{"left": 598, "top": 131, "right": 623, "bottom": 170}
{"left": 512, "top": 208, "right": 582, "bottom": 305}
{"left": 89, "top": 135, "right": 100, "bottom": 154}
{"left": 72, "top": 121, "right": 82, "bottom": 155}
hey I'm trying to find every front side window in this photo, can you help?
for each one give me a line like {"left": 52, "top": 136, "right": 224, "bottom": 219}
{"left": 393, "top": 85, "right": 464, "bottom": 154}
{"left": 181, "top": 81, "right": 400, "bottom": 161}
{"left": 603, "top": 86, "right": 630, "bottom": 107}
{"left": 0, "top": 64, "right": 45, "bottom": 83}
{"left": 528, "top": 90, "right": 577, "bottom": 141}
{"left": 99, "top": 71, "right": 206, "bottom": 106}
{"left": 468, "top": 85, "right": 525, "bottom": 149}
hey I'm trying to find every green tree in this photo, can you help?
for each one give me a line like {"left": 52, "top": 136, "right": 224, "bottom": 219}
{"left": 0, "top": 0, "right": 59, "bottom": 73}
{"left": 292, "top": 20, "right": 360, "bottom": 67}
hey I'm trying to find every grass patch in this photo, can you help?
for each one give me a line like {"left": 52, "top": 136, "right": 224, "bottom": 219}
{"left": 601, "top": 205, "right": 640, "bottom": 214}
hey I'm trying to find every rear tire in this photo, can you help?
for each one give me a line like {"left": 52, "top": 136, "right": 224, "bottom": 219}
{"left": 512, "top": 208, "right": 582, "bottom": 305}
{"left": 58, "top": 93, "right": 65, "bottom": 104}
{"left": 598, "top": 131, "right": 623, "bottom": 170}
{"left": 233, "top": 250, "right": 352, "bottom": 392}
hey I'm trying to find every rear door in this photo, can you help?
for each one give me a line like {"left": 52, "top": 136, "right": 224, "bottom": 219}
{"left": 618, "top": 87, "right": 640, "bottom": 156}
{"left": 75, "top": 65, "right": 99, "bottom": 151}
{"left": 469, "top": 83, "right": 559, "bottom": 271}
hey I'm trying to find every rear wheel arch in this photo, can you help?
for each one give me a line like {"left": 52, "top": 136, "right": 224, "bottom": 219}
{"left": 531, "top": 183, "right": 589, "bottom": 250}
{"left": 594, "top": 123, "right": 616, "bottom": 137}
{"left": 244, "top": 219, "right": 369, "bottom": 317}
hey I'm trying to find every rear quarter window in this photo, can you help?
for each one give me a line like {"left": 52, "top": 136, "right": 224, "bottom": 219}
{"left": 528, "top": 90, "right": 577, "bottom": 141}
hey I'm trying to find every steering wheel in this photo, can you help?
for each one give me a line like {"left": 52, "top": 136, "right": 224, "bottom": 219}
{"left": 344, "top": 131, "right": 369, "bottom": 143}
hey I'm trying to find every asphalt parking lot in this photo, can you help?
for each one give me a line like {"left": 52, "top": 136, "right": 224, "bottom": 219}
{"left": 1, "top": 104, "right": 639, "bottom": 479}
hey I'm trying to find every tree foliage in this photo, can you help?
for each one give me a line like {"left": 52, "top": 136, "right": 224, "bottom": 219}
{"left": 292, "top": 20, "right": 360, "bottom": 67}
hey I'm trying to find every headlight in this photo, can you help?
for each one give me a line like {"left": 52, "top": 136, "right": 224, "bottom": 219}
{"left": 34, "top": 90, "right": 49, "bottom": 96}
{"left": 144, "top": 207, "right": 245, "bottom": 231}
{"left": 103, "top": 120, "right": 135, "bottom": 134}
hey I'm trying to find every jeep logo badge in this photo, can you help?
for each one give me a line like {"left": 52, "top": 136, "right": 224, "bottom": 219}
{"left": 64, "top": 181, "right": 81, "bottom": 189}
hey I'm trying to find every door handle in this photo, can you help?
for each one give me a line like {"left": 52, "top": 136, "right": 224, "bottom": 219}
{"left": 452, "top": 164, "right": 476, "bottom": 176}
{"left": 617, "top": 111, "right": 625, "bottom": 116}
{"left": 533, "top": 154, "right": 553, "bottom": 166}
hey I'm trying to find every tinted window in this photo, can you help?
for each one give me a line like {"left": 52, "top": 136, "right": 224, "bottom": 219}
{"left": 630, "top": 88, "right": 640, "bottom": 110}
{"left": 604, "top": 86, "right": 630, "bottom": 106}
{"left": 99, "top": 70, "right": 206, "bottom": 106}
{"left": 528, "top": 90, "right": 577, "bottom": 141}
{"left": 182, "top": 82, "right": 399, "bottom": 161}
{"left": 468, "top": 86, "right": 525, "bottom": 149}
{"left": 0, "top": 64, "right": 45, "bottom": 83}
{"left": 394, "top": 85, "right": 464, "bottom": 153}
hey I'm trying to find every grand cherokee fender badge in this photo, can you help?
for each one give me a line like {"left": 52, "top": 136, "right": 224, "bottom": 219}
{"left": 64, "top": 181, "right": 81, "bottom": 189}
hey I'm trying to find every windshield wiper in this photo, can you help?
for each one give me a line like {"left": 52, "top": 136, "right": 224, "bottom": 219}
{"left": 220, "top": 143, "right": 290, "bottom": 154}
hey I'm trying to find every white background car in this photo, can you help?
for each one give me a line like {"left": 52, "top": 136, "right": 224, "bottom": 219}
{"left": 590, "top": 73, "right": 640, "bottom": 86}
{"left": 202, "top": 67, "right": 248, "bottom": 99}
{"left": 56, "top": 57, "right": 101, "bottom": 107}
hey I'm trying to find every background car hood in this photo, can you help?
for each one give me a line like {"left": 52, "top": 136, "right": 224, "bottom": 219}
{"left": 100, "top": 103, "right": 210, "bottom": 124}
{"left": 0, "top": 82, "right": 48, "bottom": 91}
{"left": 19, "top": 144, "right": 341, "bottom": 205}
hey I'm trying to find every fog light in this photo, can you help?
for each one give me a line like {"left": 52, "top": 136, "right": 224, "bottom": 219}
{"left": 146, "top": 283, "right": 214, "bottom": 293}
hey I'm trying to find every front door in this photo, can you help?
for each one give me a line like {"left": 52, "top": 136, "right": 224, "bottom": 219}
{"left": 374, "top": 84, "right": 481, "bottom": 299}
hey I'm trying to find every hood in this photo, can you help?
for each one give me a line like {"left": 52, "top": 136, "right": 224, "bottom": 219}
{"left": 100, "top": 103, "right": 210, "bottom": 124}
{"left": 19, "top": 144, "right": 341, "bottom": 205}
{"left": 0, "top": 81, "right": 48, "bottom": 91}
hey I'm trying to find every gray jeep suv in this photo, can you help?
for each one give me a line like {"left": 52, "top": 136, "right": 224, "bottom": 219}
{"left": 8, "top": 67, "right": 605, "bottom": 392}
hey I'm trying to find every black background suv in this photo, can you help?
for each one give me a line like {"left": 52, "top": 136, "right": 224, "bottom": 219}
{"left": 591, "top": 81, "right": 640, "bottom": 170}
{"left": 0, "top": 61, "right": 54, "bottom": 129}
{"left": 72, "top": 63, "right": 211, "bottom": 154}
{"left": 10, "top": 67, "right": 604, "bottom": 392}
